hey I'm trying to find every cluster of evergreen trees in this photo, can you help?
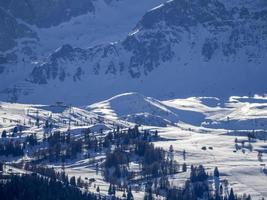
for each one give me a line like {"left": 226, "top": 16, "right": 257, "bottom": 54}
{"left": 104, "top": 126, "right": 179, "bottom": 184}
{"left": 0, "top": 141, "right": 24, "bottom": 157}
{"left": 0, "top": 174, "right": 101, "bottom": 200}
{"left": 0, "top": 124, "right": 258, "bottom": 200}
{"left": 20, "top": 163, "right": 69, "bottom": 184}
{"left": 1, "top": 126, "right": 23, "bottom": 138}
{"left": 32, "top": 131, "right": 83, "bottom": 161}
{"left": 0, "top": 131, "right": 38, "bottom": 157}
{"left": 144, "top": 165, "right": 253, "bottom": 200}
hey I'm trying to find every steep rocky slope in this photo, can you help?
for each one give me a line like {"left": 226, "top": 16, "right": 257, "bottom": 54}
{"left": 0, "top": 0, "right": 266, "bottom": 104}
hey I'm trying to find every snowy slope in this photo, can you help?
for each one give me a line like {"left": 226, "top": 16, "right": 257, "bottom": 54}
{"left": 1, "top": 0, "right": 267, "bottom": 104}
{"left": 0, "top": 0, "right": 164, "bottom": 104}
{"left": 1, "top": 93, "right": 267, "bottom": 199}
{"left": 0, "top": 0, "right": 164, "bottom": 55}
{"left": 0, "top": 100, "right": 127, "bottom": 138}
{"left": 87, "top": 92, "right": 179, "bottom": 126}
{"left": 154, "top": 126, "right": 267, "bottom": 199}
{"left": 87, "top": 92, "right": 267, "bottom": 130}
{"left": 163, "top": 95, "right": 267, "bottom": 131}
{"left": 1, "top": 1, "right": 267, "bottom": 198}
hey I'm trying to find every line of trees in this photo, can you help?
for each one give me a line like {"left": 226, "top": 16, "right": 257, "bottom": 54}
{"left": 0, "top": 174, "right": 102, "bottom": 200}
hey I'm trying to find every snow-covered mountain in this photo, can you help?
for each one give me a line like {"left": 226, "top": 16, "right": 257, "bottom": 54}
{"left": 0, "top": 0, "right": 267, "bottom": 104}
{"left": 0, "top": 0, "right": 164, "bottom": 56}
{"left": 88, "top": 92, "right": 267, "bottom": 130}
{"left": 87, "top": 92, "right": 179, "bottom": 126}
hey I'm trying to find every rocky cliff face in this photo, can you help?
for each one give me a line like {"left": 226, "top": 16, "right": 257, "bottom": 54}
{"left": 0, "top": 8, "right": 37, "bottom": 52}
{"left": 29, "top": 0, "right": 267, "bottom": 82}
{"left": 0, "top": 0, "right": 267, "bottom": 104}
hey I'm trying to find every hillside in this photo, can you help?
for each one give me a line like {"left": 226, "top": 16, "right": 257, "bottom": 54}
{"left": 0, "top": 0, "right": 266, "bottom": 104}
{"left": 1, "top": 1, "right": 267, "bottom": 199}
{"left": 1, "top": 93, "right": 267, "bottom": 199}
{"left": 87, "top": 92, "right": 179, "bottom": 126}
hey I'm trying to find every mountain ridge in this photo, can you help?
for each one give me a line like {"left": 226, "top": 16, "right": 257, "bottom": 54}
{"left": 0, "top": 0, "right": 267, "bottom": 104}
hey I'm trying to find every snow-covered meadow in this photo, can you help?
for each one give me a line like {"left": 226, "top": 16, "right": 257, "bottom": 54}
{"left": 1, "top": 93, "right": 267, "bottom": 199}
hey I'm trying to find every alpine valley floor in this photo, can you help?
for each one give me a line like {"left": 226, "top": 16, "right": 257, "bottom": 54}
{"left": 1, "top": 93, "right": 267, "bottom": 199}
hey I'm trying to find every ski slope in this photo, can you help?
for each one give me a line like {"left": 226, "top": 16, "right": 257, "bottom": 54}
{"left": 1, "top": 93, "right": 267, "bottom": 199}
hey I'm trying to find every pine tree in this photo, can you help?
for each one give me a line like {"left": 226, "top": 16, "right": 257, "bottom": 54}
{"left": 13, "top": 126, "right": 18, "bottom": 136}
{"left": 144, "top": 187, "right": 153, "bottom": 200}
{"left": 77, "top": 176, "right": 83, "bottom": 188}
{"left": 108, "top": 184, "right": 113, "bottom": 196}
{"left": 228, "top": 188, "right": 235, "bottom": 200}
{"left": 182, "top": 163, "right": 187, "bottom": 172}
{"left": 70, "top": 176, "right": 76, "bottom": 186}
{"left": 155, "top": 130, "right": 158, "bottom": 138}
{"left": 127, "top": 187, "right": 134, "bottom": 200}
{"left": 1, "top": 130, "right": 7, "bottom": 138}
{"left": 183, "top": 149, "right": 186, "bottom": 160}
{"left": 0, "top": 162, "right": 3, "bottom": 171}
{"left": 112, "top": 184, "right": 116, "bottom": 196}
{"left": 214, "top": 167, "right": 220, "bottom": 177}
{"left": 96, "top": 186, "right": 100, "bottom": 193}
{"left": 122, "top": 190, "right": 126, "bottom": 198}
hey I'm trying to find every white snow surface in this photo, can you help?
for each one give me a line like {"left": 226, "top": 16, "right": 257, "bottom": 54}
{"left": 1, "top": 93, "right": 267, "bottom": 199}
{"left": 87, "top": 92, "right": 179, "bottom": 126}
{"left": 1, "top": 0, "right": 267, "bottom": 105}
